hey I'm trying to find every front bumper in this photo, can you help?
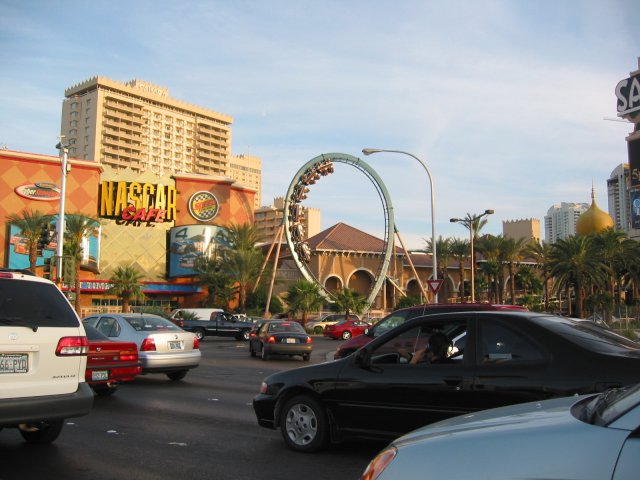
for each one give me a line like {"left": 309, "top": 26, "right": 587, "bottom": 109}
{"left": 253, "top": 393, "right": 278, "bottom": 429}
{"left": 0, "top": 383, "right": 94, "bottom": 427}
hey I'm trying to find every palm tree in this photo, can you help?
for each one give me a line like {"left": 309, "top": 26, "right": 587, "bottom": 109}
{"left": 525, "top": 240, "right": 553, "bottom": 311}
{"left": 548, "top": 236, "right": 609, "bottom": 318}
{"left": 64, "top": 213, "right": 100, "bottom": 314}
{"left": 475, "top": 234, "right": 502, "bottom": 302}
{"left": 500, "top": 236, "right": 528, "bottom": 304}
{"left": 221, "top": 223, "right": 263, "bottom": 250}
{"left": 286, "top": 280, "right": 325, "bottom": 329}
{"left": 193, "top": 255, "right": 234, "bottom": 308}
{"left": 107, "top": 264, "right": 146, "bottom": 313}
{"left": 6, "top": 209, "right": 52, "bottom": 272}
{"left": 220, "top": 248, "right": 264, "bottom": 312}
{"left": 331, "top": 288, "right": 368, "bottom": 319}
{"left": 449, "top": 238, "right": 470, "bottom": 300}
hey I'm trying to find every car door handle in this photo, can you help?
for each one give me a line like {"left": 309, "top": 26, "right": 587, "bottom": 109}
{"left": 443, "top": 376, "right": 463, "bottom": 387}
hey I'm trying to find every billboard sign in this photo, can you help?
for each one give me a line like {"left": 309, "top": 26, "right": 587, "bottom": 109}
{"left": 168, "top": 225, "right": 229, "bottom": 277}
{"left": 616, "top": 73, "right": 640, "bottom": 122}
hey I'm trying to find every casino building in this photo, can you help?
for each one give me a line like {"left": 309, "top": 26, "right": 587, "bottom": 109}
{"left": 1, "top": 77, "right": 260, "bottom": 316}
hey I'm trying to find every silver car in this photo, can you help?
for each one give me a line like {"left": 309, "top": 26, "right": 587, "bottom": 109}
{"left": 83, "top": 313, "right": 201, "bottom": 381}
{"left": 362, "top": 384, "right": 640, "bottom": 480}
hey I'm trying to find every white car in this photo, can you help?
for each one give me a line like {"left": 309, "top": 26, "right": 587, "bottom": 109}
{"left": 0, "top": 269, "right": 94, "bottom": 443}
{"left": 361, "top": 384, "right": 640, "bottom": 480}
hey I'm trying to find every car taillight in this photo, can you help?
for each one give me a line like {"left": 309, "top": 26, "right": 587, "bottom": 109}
{"left": 119, "top": 350, "right": 138, "bottom": 362}
{"left": 140, "top": 338, "right": 156, "bottom": 351}
{"left": 267, "top": 336, "right": 276, "bottom": 344}
{"left": 193, "top": 337, "right": 200, "bottom": 349}
{"left": 56, "top": 336, "right": 89, "bottom": 356}
{"left": 306, "top": 336, "right": 313, "bottom": 344}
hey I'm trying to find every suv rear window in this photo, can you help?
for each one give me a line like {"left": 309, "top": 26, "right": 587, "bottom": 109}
{"left": 0, "top": 278, "right": 79, "bottom": 328}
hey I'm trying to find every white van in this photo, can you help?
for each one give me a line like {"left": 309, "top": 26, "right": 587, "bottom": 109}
{"left": 170, "top": 308, "right": 223, "bottom": 321}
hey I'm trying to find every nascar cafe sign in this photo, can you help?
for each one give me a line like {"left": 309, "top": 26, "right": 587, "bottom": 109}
{"left": 616, "top": 71, "right": 640, "bottom": 122}
{"left": 99, "top": 180, "right": 177, "bottom": 223}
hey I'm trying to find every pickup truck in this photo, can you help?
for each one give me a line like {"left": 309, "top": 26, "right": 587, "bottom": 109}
{"left": 176, "top": 311, "right": 255, "bottom": 341}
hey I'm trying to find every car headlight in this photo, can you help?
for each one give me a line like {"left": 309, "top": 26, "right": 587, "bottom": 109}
{"left": 360, "top": 446, "right": 397, "bottom": 480}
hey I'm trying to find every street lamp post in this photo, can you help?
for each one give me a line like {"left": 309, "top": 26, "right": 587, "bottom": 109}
{"left": 450, "top": 209, "right": 494, "bottom": 303}
{"left": 55, "top": 141, "right": 70, "bottom": 286}
{"left": 362, "top": 148, "right": 438, "bottom": 303}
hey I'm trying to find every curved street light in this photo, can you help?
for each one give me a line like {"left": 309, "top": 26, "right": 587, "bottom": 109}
{"left": 362, "top": 148, "right": 438, "bottom": 302}
{"left": 450, "top": 209, "right": 494, "bottom": 303}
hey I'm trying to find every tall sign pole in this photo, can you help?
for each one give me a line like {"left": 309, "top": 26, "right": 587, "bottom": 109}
{"left": 55, "top": 139, "right": 70, "bottom": 287}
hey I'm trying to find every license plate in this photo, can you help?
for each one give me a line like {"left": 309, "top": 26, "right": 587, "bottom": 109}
{"left": 285, "top": 338, "right": 296, "bottom": 344}
{"left": 168, "top": 341, "right": 184, "bottom": 350}
{"left": 92, "top": 370, "right": 109, "bottom": 381}
{"left": 0, "top": 354, "right": 28, "bottom": 374}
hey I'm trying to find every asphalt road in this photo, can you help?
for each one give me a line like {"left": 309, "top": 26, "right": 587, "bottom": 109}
{"left": 0, "top": 335, "right": 385, "bottom": 480}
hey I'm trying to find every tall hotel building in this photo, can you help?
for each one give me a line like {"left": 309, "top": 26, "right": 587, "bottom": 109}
{"left": 544, "top": 202, "right": 589, "bottom": 244}
{"left": 607, "top": 163, "right": 631, "bottom": 233}
{"left": 60, "top": 77, "right": 260, "bottom": 204}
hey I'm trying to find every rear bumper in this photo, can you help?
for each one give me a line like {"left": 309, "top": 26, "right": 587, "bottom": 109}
{"left": 139, "top": 350, "right": 201, "bottom": 373}
{"left": 0, "top": 383, "right": 94, "bottom": 427}
{"left": 264, "top": 344, "right": 312, "bottom": 356}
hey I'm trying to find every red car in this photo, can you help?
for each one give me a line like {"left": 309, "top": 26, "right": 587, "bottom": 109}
{"left": 323, "top": 319, "right": 371, "bottom": 340}
{"left": 84, "top": 323, "right": 142, "bottom": 396}
{"left": 334, "top": 303, "right": 528, "bottom": 359}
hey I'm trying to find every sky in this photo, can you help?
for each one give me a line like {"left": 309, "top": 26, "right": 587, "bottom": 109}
{"left": 1, "top": 0, "right": 639, "bottom": 249}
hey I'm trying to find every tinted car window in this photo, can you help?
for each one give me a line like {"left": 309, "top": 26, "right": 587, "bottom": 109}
{"left": 540, "top": 317, "right": 640, "bottom": 354}
{"left": 373, "top": 311, "right": 410, "bottom": 337}
{"left": 268, "top": 322, "right": 305, "bottom": 333}
{"left": 478, "top": 321, "right": 544, "bottom": 364}
{"left": 126, "top": 316, "right": 181, "bottom": 332}
{"left": 0, "top": 279, "right": 79, "bottom": 327}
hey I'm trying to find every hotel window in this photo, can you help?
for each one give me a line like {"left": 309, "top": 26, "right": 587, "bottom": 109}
{"left": 71, "top": 102, "right": 79, "bottom": 109}
{"left": 70, "top": 120, "right": 78, "bottom": 127}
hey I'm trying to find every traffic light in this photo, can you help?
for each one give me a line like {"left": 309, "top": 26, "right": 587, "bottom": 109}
{"left": 37, "top": 223, "right": 54, "bottom": 256}
{"left": 43, "top": 257, "right": 52, "bottom": 279}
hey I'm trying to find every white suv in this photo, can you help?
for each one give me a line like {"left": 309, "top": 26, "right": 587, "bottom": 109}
{"left": 0, "top": 269, "right": 93, "bottom": 443}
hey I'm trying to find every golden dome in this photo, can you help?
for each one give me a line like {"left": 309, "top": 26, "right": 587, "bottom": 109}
{"left": 575, "top": 187, "right": 614, "bottom": 236}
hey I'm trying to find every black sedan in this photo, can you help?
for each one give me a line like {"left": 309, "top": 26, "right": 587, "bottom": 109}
{"left": 249, "top": 320, "right": 313, "bottom": 361}
{"left": 253, "top": 310, "right": 640, "bottom": 452}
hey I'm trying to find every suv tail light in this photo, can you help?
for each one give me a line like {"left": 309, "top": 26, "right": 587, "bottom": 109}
{"left": 56, "top": 336, "right": 89, "bottom": 356}
{"left": 140, "top": 338, "right": 157, "bottom": 351}
{"left": 267, "top": 335, "right": 276, "bottom": 344}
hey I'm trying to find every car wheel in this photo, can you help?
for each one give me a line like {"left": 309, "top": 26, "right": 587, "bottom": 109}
{"left": 313, "top": 326, "right": 323, "bottom": 335}
{"left": 250, "top": 342, "right": 256, "bottom": 357}
{"left": 261, "top": 345, "right": 269, "bottom": 361}
{"left": 92, "top": 383, "right": 118, "bottom": 396}
{"left": 280, "top": 395, "right": 328, "bottom": 452}
{"left": 193, "top": 328, "right": 205, "bottom": 341}
{"left": 240, "top": 329, "right": 251, "bottom": 341}
{"left": 302, "top": 353, "right": 310, "bottom": 362}
{"left": 19, "top": 420, "right": 64, "bottom": 444}
{"left": 166, "top": 370, "right": 188, "bottom": 381}
{"left": 341, "top": 331, "right": 352, "bottom": 340}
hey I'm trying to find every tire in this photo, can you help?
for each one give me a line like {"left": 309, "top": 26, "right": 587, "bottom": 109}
{"left": 261, "top": 345, "right": 269, "bottom": 361}
{"left": 313, "top": 326, "right": 323, "bottom": 335}
{"left": 239, "top": 329, "right": 251, "bottom": 341}
{"left": 193, "top": 328, "right": 205, "bottom": 341}
{"left": 302, "top": 353, "right": 310, "bottom": 362}
{"left": 280, "top": 395, "right": 328, "bottom": 452}
{"left": 19, "top": 420, "right": 64, "bottom": 444}
{"left": 250, "top": 342, "right": 257, "bottom": 357}
{"left": 166, "top": 370, "right": 188, "bottom": 381}
{"left": 92, "top": 383, "right": 118, "bottom": 396}
{"left": 341, "top": 331, "right": 352, "bottom": 340}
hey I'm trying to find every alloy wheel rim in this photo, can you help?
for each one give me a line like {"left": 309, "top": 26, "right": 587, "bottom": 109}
{"left": 285, "top": 403, "right": 317, "bottom": 446}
